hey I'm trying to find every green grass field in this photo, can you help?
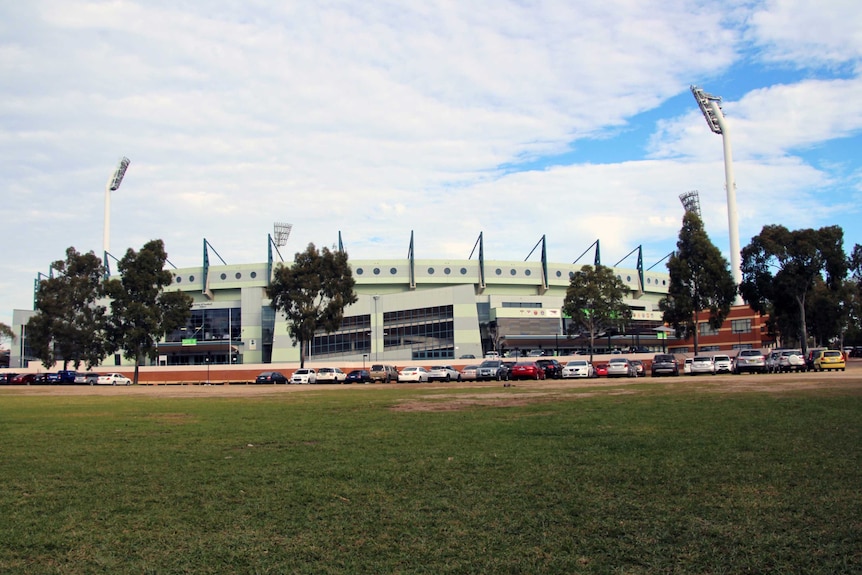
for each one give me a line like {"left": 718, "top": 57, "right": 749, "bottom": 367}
{"left": 1, "top": 381, "right": 860, "bottom": 574}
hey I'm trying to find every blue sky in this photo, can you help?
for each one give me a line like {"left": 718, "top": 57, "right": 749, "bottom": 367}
{"left": 2, "top": 0, "right": 862, "bottom": 333}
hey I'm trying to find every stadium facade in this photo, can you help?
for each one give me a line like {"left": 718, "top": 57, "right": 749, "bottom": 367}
{"left": 10, "top": 235, "right": 682, "bottom": 368}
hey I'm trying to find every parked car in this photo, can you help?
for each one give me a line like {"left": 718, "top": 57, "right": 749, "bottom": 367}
{"left": 256, "top": 371, "right": 288, "bottom": 384}
{"left": 54, "top": 370, "right": 79, "bottom": 384}
{"left": 562, "top": 359, "right": 594, "bottom": 378}
{"left": 476, "top": 360, "right": 508, "bottom": 381}
{"left": 528, "top": 349, "right": 545, "bottom": 357}
{"left": 398, "top": 366, "right": 429, "bottom": 383}
{"left": 690, "top": 356, "right": 716, "bottom": 375}
{"left": 97, "top": 373, "right": 132, "bottom": 385}
{"left": 0, "top": 373, "right": 19, "bottom": 384}
{"left": 535, "top": 359, "right": 562, "bottom": 379}
{"left": 369, "top": 364, "right": 398, "bottom": 383}
{"left": 650, "top": 354, "right": 679, "bottom": 377}
{"left": 629, "top": 359, "right": 645, "bottom": 377}
{"left": 594, "top": 363, "right": 609, "bottom": 377}
{"left": 460, "top": 365, "right": 479, "bottom": 381}
{"left": 316, "top": 367, "right": 347, "bottom": 383}
{"left": 74, "top": 372, "right": 100, "bottom": 385}
{"left": 765, "top": 350, "right": 783, "bottom": 373}
{"left": 427, "top": 365, "right": 461, "bottom": 382}
{"left": 805, "top": 348, "right": 827, "bottom": 372}
{"left": 510, "top": 361, "right": 546, "bottom": 380}
{"left": 734, "top": 349, "right": 766, "bottom": 374}
{"left": 459, "top": 354, "right": 476, "bottom": 359}
{"left": 777, "top": 350, "right": 805, "bottom": 372}
{"left": 713, "top": 355, "right": 733, "bottom": 374}
{"left": 345, "top": 369, "right": 371, "bottom": 384}
{"left": 812, "top": 349, "right": 846, "bottom": 371}
{"left": 32, "top": 373, "right": 53, "bottom": 384}
{"left": 11, "top": 373, "right": 37, "bottom": 385}
{"left": 683, "top": 358, "right": 693, "bottom": 374}
{"left": 607, "top": 357, "right": 637, "bottom": 378}
{"left": 290, "top": 368, "right": 317, "bottom": 384}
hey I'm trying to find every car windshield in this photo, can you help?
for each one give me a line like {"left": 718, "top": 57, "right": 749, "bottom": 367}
{"left": 693, "top": 357, "right": 710, "bottom": 361}
{"left": 609, "top": 358, "right": 627, "bottom": 363}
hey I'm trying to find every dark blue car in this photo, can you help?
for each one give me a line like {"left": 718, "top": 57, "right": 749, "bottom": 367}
{"left": 345, "top": 369, "right": 371, "bottom": 384}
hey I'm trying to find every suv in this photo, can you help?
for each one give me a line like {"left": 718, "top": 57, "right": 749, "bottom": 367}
{"left": 535, "top": 359, "right": 562, "bottom": 379}
{"left": 777, "top": 350, "right": 805, "bottom": 372}
{"left": 476, "top": 359, "right": 508, "bottom": 381}
{"left": 734, "top": 349, "right": 766, "bottom": 374}
{"left": 369, "top": 364, "right": 398, "bottom": 383}
{"left": 651, "top": 354, "right": 679, "bottom": 377}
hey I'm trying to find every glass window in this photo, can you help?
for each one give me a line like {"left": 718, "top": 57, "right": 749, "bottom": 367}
{"left": 699, "top": 322, "right": 719, "bottom": 336}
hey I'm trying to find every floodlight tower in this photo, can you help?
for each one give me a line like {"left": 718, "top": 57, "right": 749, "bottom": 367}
{"left": 104, "top": 157, "right": 130, "bottom": 264}
{"left": 691, "top": 85, "right": 742, "bottom": 302}
{"left": 273, "top": 222, "right": 293, "bottom": 247}
{"left": 679, "top": 190, "right": 702, "bottom": 217}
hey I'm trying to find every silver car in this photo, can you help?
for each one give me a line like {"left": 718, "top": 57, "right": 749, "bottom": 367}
{"left": 606, "top": 357, "right": 636, "bottom": 378}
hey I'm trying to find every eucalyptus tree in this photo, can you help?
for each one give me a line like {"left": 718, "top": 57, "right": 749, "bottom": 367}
{"left": 659, "top": 211, "right": 736, "bottom": 353}
{"left": 26, "top": 247, "right": 108, "bottom": 369}
{"left": 739, "top": 225, "right": 847, "bottom": 355}
{"left": 267, "top": 243, "right": 357, "bottom": 368}
{"left": 105, "top": 239, "right": 192, "bottom": 384}
{"left": 562, "top": 264, "right": 632, "bottom": 362}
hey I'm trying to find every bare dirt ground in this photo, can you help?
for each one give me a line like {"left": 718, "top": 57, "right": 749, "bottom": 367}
{"left": 3, "top": 362, "right": 860, "bottom": 410}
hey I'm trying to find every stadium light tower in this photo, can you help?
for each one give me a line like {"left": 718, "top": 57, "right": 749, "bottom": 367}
{"left": 104, "top": 157, "right": 130, "bottom": 264}
{"left": 691, "top": 85, "right": 742, "bottom": 303}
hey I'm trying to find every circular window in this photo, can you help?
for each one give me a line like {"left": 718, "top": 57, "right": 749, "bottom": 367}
{"left": 444, "top": 267, "right": 451, "bottom": 275}
{"left": 373, "top": 268, "right": 380, "bottom": 275}
{"left": 495, "top": 268, "right": 502, "bottom": 275}
{"left": 250, "top": 271, "right": 257, "bottom": 279}
{"left": 390, "top": 267, "right": 397, "bottom": 275}
{"left": 428, "top": 267, "right": 435, "bottom": 275}
{"left": 627, "top": 275, "right": 631, "bottom": 282}
{"left": 189, "top": 275, "right": 195, "bottom": 282}
{"left": 662, "top": 280, "right": 666, "bottom": 286}
{"left": 176, "top": 276, "right": 182, "bottom": 283}
{"left": 460, "top": 268, "right": 467, "bottom": 275}
{"left": 220, "top": 273, "right": 227, "bottom": 280}
{"left": 235, "top": 272, "right": 242, "bottom": 279}
{"left": 525, "top": 269, "right": 531, "bottom": 276}
{"left": 556, "top": 271, "right": 562, "bottom": 277}
{"left": 569, "top": 272, "right": 575, "bottom": 280}
{"left": 647, "top": 278, "right": 652, "bottom": 284}
{"left": 356, "top": 268, "right": 364, "bottom": 275}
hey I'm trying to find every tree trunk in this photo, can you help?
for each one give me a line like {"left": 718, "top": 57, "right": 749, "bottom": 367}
{"left": 299, "top": 338, "right": 305, "bottom": 368}
{"left": 797, "top": 294, "right": 809, "bottom": 356}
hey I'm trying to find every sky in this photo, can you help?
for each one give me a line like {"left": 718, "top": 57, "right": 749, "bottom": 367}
{"left": 2, "top": 0, "right": 862, "bottom": 333}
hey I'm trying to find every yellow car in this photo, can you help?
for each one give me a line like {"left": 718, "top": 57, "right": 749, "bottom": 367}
{"left": 813, "top": 350, "right": 846, "bottom": 371}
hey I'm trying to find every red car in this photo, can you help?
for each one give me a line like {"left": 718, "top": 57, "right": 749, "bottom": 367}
{"left": 11, "top": 373, "right": 38, "bottom": 385}
{"left": 594, "top": 363, "right": 609, "bottom": 377}
{"left": 510, "top": 362, "right": 546, "bottom": 380}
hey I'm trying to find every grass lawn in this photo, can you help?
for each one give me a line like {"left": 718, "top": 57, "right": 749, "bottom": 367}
{"left": 1, "top": 380, "right": 860, "bottom": 574}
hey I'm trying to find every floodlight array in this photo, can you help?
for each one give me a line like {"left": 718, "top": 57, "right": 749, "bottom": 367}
{"left": 109, "top": 157, "right": 131, "bottom": 191}
{"left": 273, "top": 222, "right": 293, "bottom": 247}
{"left": 679, "top": 190, "right": 702, "bottom": 217}
{"left": 690, "top": 85, "right": 723, "bottom": 134}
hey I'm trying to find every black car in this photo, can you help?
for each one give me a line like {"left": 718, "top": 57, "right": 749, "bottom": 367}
{"left": 255, "top": 371, "right": 288, "bottom": 384}
{"left": 345, "top": 369, "right": 371, "bottom": 384}
{"left": 535, "top": 359, "right": 562, "bottom": 379}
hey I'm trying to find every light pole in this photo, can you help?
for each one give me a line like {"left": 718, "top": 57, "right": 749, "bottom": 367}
{"left": 691, "top": 86, "right": 742, "bottom": 304}
{"left": 104, "top": 157, "right": 130, "bottom": 269}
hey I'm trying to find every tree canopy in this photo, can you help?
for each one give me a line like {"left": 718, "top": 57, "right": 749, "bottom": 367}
{"left": 26, "top": 247, "right": 108, "bottom": 369}
{"left": 659, "top": 211, "right": 737, "bottom": 353}
{"left": 105, "top": 239, "right": 192, "bottom": 383}
{"left": 267, "top": 243, "right": 357, "bottom": 367}
{"left": 561, "top": 264, "right": 632, "bottom": 362}
{"left": 740, "top": 224, "right": 847, "bottom": 354}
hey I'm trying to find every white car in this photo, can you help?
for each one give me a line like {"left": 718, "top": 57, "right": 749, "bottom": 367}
{"left": 690, "top": 356, "right": 716, "bottom": 375}
{"left": 97, "top": 373, "right": 132, "bottom": 386}
{"left": 427, "top": 365, "right": 461, "bottom": 382}
{"left": 683, "top": 358, "right": 693, "bottom": 374}
{"left": 315, "top": 367, "right": 346, "bottom": 383}
{"left": 398, "top": 366, "right": 429, "bottom": 383}
{"left": 290, "top": 368, "right": 317, "bottom": 384}
{"left": 713, "top": 355, "right": 733, "bottom": 374}
{"left": 562, "top": 360, "right": 594, "bottom": 378}
{"left": 777, "top": 349, "right": 805, "bottom": 372}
